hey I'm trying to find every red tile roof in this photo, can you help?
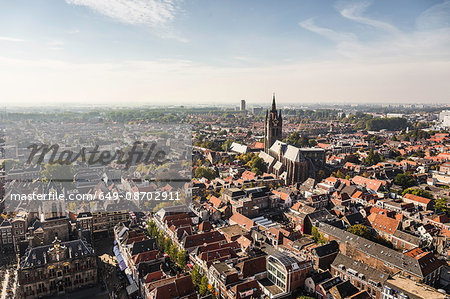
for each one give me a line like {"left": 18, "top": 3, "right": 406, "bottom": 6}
{"left": 209, "top": 196, "right": 223, "bottom": 209}
{"left": 229, "top": 212, "right": 255, "bottom": 231}
{"left": 403, "top": 193, "right": 431, "bottom": 205}
{"left": 352, "top": 176, "right": 386, "bottom": 191}
{"left": 272, "top": 190, "right": 290, "bottom": 201}
{"left": 368, "top": 213, "right": 399, "bottom": 235}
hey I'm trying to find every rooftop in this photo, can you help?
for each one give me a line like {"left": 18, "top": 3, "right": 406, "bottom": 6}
{"left": 384, "top": 274, "right": 447, "bottom": 299}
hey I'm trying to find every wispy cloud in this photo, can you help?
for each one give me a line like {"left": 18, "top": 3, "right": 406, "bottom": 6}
{"left": 299, "top": 1, "right": 450, "bottom": 61}
{"left": 0, "top": 36, "right": 25, "bottom": 42}
{"left": 65, "top": 0, "right": 180, "bottom": 28}
{"left": 299, "top": 18, "right": 356, "bottom": 43}
{"left": 336, "top": 1, "right": 400, "bottom": 34}
{"left": 416, "top": 0, "right": 450, "bottom": 30}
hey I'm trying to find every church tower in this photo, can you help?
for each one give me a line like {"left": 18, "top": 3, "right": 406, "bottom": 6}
{"left": 264, "top": 93, "right": 283, "bottom": 153}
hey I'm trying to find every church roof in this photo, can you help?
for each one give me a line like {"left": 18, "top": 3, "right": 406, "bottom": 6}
{"left": 284, "top": 145, "right": 305, "bottom": 162}
{"left": 258, "top": 151, "right": 275, "bottom": 165}
{"left": 274, "top": 161, "right": 283, "bottom": 171}
{"left": 268, "top": 141, "right": 305, "bottom": 162}
{"left": 269, "top": 140, "right": 286, "bottom": 155}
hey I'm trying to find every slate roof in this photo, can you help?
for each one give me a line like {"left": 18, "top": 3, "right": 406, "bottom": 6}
{"left": 343, "top": 212, "right": 365, "bottom": 226}
{"left": 223, "top": 188, "right": 246, "bottom": 198}
{"left": 331, "top": 281, "right": 360, "bottom": 298}
{"left": 20, "top": 239, "right": 94, "bottom": 268}
{"left": 318, "top": 222, "right": 442, "bottom": 279}
{"left": 393, "top": 230, "right": 421, "bottom": 246}
{"left": 309, "top": 270, "right": 332, "bottom": 284}
{"left": 332, "top": 253, "right": 388, "bottom": 287}
{"left": 130, "top": 238, "right": 158, "bottom": 255}
{"left": 319, "top": 277, "right": 343, "bottom": 292}
{"left": 312, "top": 241, "right": 339, "bottom": 257}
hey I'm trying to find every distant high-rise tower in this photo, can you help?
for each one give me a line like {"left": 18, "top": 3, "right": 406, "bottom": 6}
{"left": 240, "top": 99, "right": 246, "bottom": 111}
{"left": 264, "top": 93, "right": 282, "bottom": 153}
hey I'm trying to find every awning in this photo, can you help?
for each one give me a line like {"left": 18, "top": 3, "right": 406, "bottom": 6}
{"left": 113, "top": 245, "right": 127, "bottom": 271}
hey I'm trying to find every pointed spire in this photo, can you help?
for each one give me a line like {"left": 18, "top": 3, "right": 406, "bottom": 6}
{"left": 271, "top": 92, "right": 276, "bottom": 111}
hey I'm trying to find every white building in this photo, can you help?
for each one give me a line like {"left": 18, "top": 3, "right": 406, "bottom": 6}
{"left": 439, "top": 110, "right": 450, "bottom": 129}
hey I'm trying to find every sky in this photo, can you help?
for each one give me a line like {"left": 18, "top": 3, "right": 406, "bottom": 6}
{"left": 0, "top": 0, "right": 449, "bottom": 106}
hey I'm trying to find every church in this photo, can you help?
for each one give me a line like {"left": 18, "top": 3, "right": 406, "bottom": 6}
{"left": 260, "top": 94, "right": 325, "bottom": 186}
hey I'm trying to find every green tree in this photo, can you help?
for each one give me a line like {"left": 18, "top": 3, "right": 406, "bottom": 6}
{"left": 247, "top": 156, "right": 267, "bottom": 175}
{"left": 237, "top": 152, "right": 255, "bottom": 164}
{"left": 147, "top": 220, "right": 158, "bottom": 238}
{"left": 194, "top": 167, "right": 217, "bottom": 180}
{"left": 199, "top": 276, "right": 210, "bottom": 296}
{"left": 402, "top": 188, "right": 432, "bottom": 198}
{"left": 285, "top": 131, "right": 311, "bottom": 147}
{"left": 365, "top": 117, "right": 408, "bottom": 131}
{"left": 191, "top": 266, "right": 202, "bottom": 286}
{"left": 163, "top": 238, "right": 172, "bottom": 253}
{"left": 169, "top": 244, "right": 178, "bottom": 262}
{"left": 311, "top": 226, "right": 327, "bottom": 244}
{"left": 395, "top": 172, "right": 417, "bottom": 189}
{"left": 435, "top": 197, "right": 448, "bottom": 214}
{"left": 157, "top": 233, "right": 165, "bottom": 250}
{"left": 177, "top": 250, "right": 187, "bottom": 269}
{"left": 347, "top": 224, "right": 371, "bottom": 240}
{"left": 365, "top": 149, "right": 382, "bottom": 166}
{"left": 41, "top": 163, "right": 75, "bottom": 184}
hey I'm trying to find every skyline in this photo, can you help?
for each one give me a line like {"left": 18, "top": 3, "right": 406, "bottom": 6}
{"left": 0, "top": 0, "right": 449, "bottom": 106}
